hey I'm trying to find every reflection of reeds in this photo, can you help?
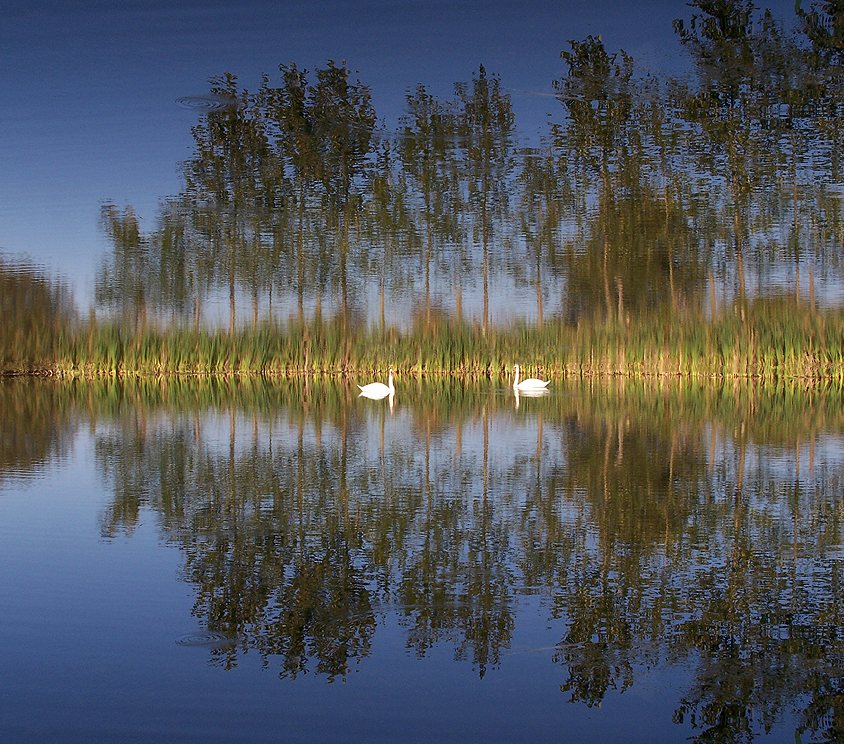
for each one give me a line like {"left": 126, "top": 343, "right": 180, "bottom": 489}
{"left": 5, "top": 298, "right": 844, "bottom": 382}
{"left": 4, "top": 371, "right": 842, "bottom": 448}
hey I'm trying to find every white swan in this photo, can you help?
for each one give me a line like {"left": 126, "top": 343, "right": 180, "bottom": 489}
{"left": 513, "top": 364, "right": 550, "bottom": 391}
{"left": 358, "top": 367, "right": 395, "bottom": 400}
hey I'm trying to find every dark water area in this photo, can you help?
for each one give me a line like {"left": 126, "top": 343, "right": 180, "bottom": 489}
{"left": 1, "top": 377, "right": 842, "bottom": 742}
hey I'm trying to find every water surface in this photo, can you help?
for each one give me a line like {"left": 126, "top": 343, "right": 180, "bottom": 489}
{"left": 1, "top": 378, "right": 841, "bottom": 742}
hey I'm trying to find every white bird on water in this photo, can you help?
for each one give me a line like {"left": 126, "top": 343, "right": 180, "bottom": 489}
{"left": 512, "top": 364, "right": 550, "bottom": 391}
{"left": 358, "top": 367, "right": 395, "bottom": 400}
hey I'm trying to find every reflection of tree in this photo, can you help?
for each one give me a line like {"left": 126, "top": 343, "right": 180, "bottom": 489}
{"left": 1, "top": 258, "right": 74, "bottom": 371}
{"left": 400, "top": 86, "right": 460, "bottom": 327}
{"left": 562, "top": 188, "right": 706, "bottom": 322}
{"left": 184, "top": 73, "right": 272, "bottom": 333}
{"left": 84, "top": 15, "right": 844, "bottom": 330}
{"left": 96, "top": 205, "right": 150, "bottom": 330}
{"left": 554, "top": 35, "right": 635, "bottom": 320}
{"left": 456, "top": 66, "right": 515, "bottom": 334}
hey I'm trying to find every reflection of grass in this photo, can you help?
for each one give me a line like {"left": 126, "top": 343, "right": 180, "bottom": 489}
{"left": 5, "top": 299, "right": 844, "bottom": 381}
{"left": 5, "top": 372, "right": 842, "bottom": 448}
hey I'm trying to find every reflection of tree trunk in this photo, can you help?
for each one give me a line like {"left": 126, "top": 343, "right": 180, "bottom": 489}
{"left": 602, "top": 171, "right": 612, "bottom": 320}
{"left": 228, "top": 225, "right": 237, "bottom": 336}
{"left": 482, "top": 204, "right": 489, "bottom": 337}
{"left": 229, "top": 274, "right": 236, "bottom": 336}
{"left": 792, "top": 130, "right": 800, "bottom": 304}
{"left": 535, "top": 251, "right": 543, "bottom": 327}
{"left": 379, "top": 274, "right": 385, "bottom": 333}
{"left": 252, "top": 286, "right": 258, "bottom": 331}
{"left": 708, "top": 270, "right": 717, "bottom": 320}
{"left": 809, "top": 268, "right": 816, "bottom": 311}
{"left": 298, "top": 189, "right": 305, "bottom": 323}
{"left": 136, "top": 296, "right": 147, "bottom": 334}
{"left": 425, "top": 216, "right": 432, "bottom": 330}
{"left": 341, "top": 209, "right": 350, "bottom": 333}
{"left": 733, "top": 209, "right": 747, "bottom": 319}
{"left": 666, "top": 198, "right": 676, "bottom": 311}
{"left": 616, "top": 277, "right": 624, "bottom": 325}
{"left": 455, "top": 271, "right": 463, "bottom": 324}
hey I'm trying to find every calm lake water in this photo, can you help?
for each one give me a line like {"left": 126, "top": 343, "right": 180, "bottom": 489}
{"left": 3, "top": 2, "right": 844, "bottom": 741}
{"left": 1, "top": 377, "right": 841, "bottom": 742}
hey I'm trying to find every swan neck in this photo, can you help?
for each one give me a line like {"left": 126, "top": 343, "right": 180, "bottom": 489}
{"left": 513, "top": 365, "right": 520, "bottom": 388}
{"left": 388, "top": 369, "right": 394, "bottom": 392}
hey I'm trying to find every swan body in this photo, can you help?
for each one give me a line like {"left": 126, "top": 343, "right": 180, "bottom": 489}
{"left": 358, "top": 368, "right": 395, "bottom": 399}
{"left": 513, "top": 364, "right": 550, "bottom": 391}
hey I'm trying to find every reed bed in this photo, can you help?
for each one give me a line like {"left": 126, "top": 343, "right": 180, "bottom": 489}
{"left": 4, "top": 299, "right": 843, "bottom": 383}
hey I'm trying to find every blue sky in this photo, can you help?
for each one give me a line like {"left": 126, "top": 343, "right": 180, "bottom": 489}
{"left": 0, "top": 0, "right": 800, "bottom": 296}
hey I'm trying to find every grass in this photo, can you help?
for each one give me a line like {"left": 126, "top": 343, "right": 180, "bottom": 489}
{"left": 3, "top": 298, "right": 843, "bottom": 382}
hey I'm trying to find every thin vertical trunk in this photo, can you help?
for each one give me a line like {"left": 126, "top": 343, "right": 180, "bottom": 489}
{"left": 709, "top": 270, "right": 718, "bottom": 319}
{"left": 379, "top": 275, "right": 385, "bottom": 332}
{"left": 482, "top": 201, "right": 489, "bottom": 337}
{"left": 252, "top": 286, "right": 258, "bottom": 331}
{"left": 535, "top": 249, "right": 543, "bottom": 327}
{"left": 297, "top": 192, "right": 305, "bottom": 323}
{"left": 482, "top": 405, "right": 489, "bottom": 502}
{"left": 228, "top": 226, "right": 237, "bottom": 336}
{"left": 455, "top": 271, "right": 463, "bottom": 324}
{"left": 425, "top": 214, "right": 432, "bottom": 330}
{"left": 733, "top": 208, "right": 747, "bottom": 319}
{"left": 616, "top": 277, "right": 624, "bottom": 325}
{"left": 341, "top": 208, "right": 350, "bottom": 331}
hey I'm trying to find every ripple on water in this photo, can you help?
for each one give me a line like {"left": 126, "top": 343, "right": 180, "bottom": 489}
{"left": 175, "top": 630, "right": 237, "bottom": 649}
{"left": 175, "top": 94, "right": 240, "bottom": 112}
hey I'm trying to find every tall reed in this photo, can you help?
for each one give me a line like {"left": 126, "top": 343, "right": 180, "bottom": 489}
{"left": 4, "top": 298, "right": 843, "bottom": 383}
